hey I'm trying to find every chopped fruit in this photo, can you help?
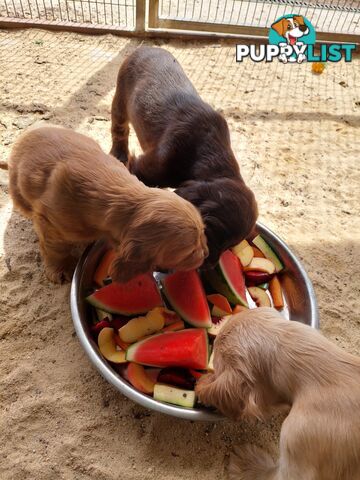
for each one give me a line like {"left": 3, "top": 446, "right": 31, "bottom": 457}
{"left": 205, "top": 250, "right": 248, "bottom": 307}
{"left": 248, "top": 287, "right": 271, "bottom": 307}
{"left": 162, "top": 270, "right": 212, "bottom": 328}
{"left": 126, "top": 329, "right": 209, "bottom": 370}
{"left": 244, "top": 270, "right": 273, "bottom": 286}
{"left": 189, "top": 369, "right": 205, "bottom": 380}
{"left": 252, "top": 246, "right": 265, "bottom": 258}
{"left": 244, "top": 258, "right": 276, "bottom": 275}
{"left": 208, "top": 315, "right": 231, "bottom": 337}
{"left": 207, "top": 293, "right": 232, "bottom": 314}
{"left": 93, "top": 248, "right": 116, "bottom": 286}
{"left": 114, "top": 334, "right": 131, "bottom": 351}
{"left": 232, "top": 239, "right": 254, "bottom": 267}
{"left": 232, "top": 305, "right": 248, "bottom": 314}
{"left": 208, "top": 351, "right": 215, "bottom": 372}
{"left": 96, "top": 308, "right": 112, "bottom": 322}
{"left": 258, "top": 282, "right": 269, "bottom": 290}
{"left": 252, "top": 235, "right": 284, "bottom": 272}
{"left": 153, "top": 384, "right": 196, "bottom": 408}
{"left": 86, "top": 274, "right": 163, "bottom": 315}
{"left": 158, "top": 367, "right": 196, "bottom": 390}
{"left": 91, "top": 319, "right": 111, "bottom": 337}
{"left": 145, "top": 368, "right": 161, "bottom": 384}
{"left": 269, "top": 275, "right": 284, "bottom": 309}
{"left": 211, "top": 305, "right": 228, "bottom": 317}
{"left": 110, "top": 316, "right": 129, "bottom": 330}
{"left": 127, "top": 363, "right": 155, "bottom": 394}
{"left": 146, "top": 306, "right": 180, "bottom": 327}
{"left": 161, "top": 320, "right": 185, "bottom": 333}
{"left": 98, "top": 327, "right": 127, "bottom": 363}
{"left": 119, "top": 312, "right": 164, "bottom": 343}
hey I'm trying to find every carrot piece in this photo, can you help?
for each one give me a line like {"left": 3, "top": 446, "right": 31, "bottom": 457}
{"left": 252, "top": 247, "right": 265, "bottom": 258}
{"left": 207, "top": 294, "right": 232, "bottom": 314}
{"left": 232, "top": 305, "right": 248, "bottom": 314}
{"left": 269, "top": 275, "right": 284, "bottom": 309}
{"left": 93, "top": 249, "right": 116, "bottom": 286}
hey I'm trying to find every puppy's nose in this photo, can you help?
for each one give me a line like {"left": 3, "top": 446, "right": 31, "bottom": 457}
{"left": 299, "top": 24, "right": 307, "bottom": 32}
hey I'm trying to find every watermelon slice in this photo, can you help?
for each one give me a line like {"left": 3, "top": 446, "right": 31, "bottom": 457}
{"left": 86, "top": 273, "right": 163, "bottom": 315}
{"left": 126, "top": 329, "right": 209, "bottom": 370}
{"left": 204, "top": 250, "right": 248, "bottom": 307}
{"left": 162, "top": 270, "right": 212, "bottom": 328}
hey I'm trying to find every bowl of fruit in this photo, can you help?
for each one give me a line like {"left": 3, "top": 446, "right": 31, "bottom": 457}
{"left": 70, "top": 222, "right": 319, "bottom": 420}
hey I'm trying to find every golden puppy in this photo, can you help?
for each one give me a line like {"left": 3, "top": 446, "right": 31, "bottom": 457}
{"left": 9, "top": 125, "right": 208, "bottom": 283}
{"left": 196, "top": 308, "right": 360, "bottom": 480}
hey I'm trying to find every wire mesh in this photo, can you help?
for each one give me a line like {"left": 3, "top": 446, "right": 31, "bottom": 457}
{"left": 159, "top": 0, "right": 360, "bottom": 35}
{"left": 0, "top": 0, "right": 136, "bottom": 29}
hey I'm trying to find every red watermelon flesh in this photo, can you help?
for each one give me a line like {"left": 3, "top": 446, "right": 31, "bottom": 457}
{"left": 218, "top": 250, "right": 248, "bottom": 307}
{"left": 162, "top": 270, "right": 212, "bottom": 328}
{"left": 86, "top": 274, "right": 163, "bottom": 315}
{"left": 126, "top": 329, "right": 209, "bottom": 370}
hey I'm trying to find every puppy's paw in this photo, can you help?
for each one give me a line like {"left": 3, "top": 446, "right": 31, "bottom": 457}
{"left": 228, "top": 444, "right": 276, "bottom": 480}
{"left": 44, "top": 257, "right": 77, "bottom": 284}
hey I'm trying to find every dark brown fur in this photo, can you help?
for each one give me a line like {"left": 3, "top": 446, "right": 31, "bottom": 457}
{"left": 111, "top": 46, "right": 258, "bottom": 267}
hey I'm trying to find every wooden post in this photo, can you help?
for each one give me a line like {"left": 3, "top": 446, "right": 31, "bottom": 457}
{"left": 135, "top": 0, "right": 146, "bottom": 33}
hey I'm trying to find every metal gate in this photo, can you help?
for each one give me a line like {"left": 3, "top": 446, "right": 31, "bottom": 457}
{"left": 0, "top": 0, "right": 359, "bottom": 43}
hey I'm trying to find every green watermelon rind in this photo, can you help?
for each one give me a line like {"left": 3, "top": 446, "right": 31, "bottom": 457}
{"left": 252, "top": 235, "right": 284, "bottom": 273}
{"left": 126, "top": 329, "right": 209, "bottom": 370}
{"left": 205, "top": 267, "right": 248, "bottom": 308}
{"left": 161, "top": 276, "right": 212, "bottom": 329}
{"left": 218, "top": 256, "right": 248, "bottom": 308}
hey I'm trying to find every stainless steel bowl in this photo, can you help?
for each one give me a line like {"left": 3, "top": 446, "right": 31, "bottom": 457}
{"left": 70, "top": 222, "right": 319, "bottom": 421}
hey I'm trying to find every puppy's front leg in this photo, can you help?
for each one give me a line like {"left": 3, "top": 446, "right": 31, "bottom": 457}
{"left": 110, "top": 94, "right": 130, "bottom": 165}
{"left": 33, "top": 216, "right": 77, "bottom": 283}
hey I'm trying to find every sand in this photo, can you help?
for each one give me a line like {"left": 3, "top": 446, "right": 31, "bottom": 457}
{"left": 0, "top": 28, "right": 359, "bottom": 480}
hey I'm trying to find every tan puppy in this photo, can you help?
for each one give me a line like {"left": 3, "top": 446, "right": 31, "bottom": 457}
{"left": 9, "top": 125, "right": 208, "bottom": 283}
{"left": 196, "top": 308, "right": 360, "bottom": 480}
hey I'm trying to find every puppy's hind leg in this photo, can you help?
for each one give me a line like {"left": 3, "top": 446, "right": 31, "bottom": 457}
{"left": 229, "top": 444, "right": 279, "bottom": 480}
{"left": 110, "top": 89, "right": 130, "bottom": 165}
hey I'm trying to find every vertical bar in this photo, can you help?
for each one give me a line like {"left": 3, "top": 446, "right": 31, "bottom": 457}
{"left": 136, "top": 0, "right": 146, "bottom": 31}
{"left": 148, "top": 0, "right": 159, "bottom": 28}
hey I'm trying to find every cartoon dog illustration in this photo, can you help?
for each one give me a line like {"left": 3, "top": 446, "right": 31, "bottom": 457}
{"left": 271, "top": 15, "right": 309, "bottom": 63}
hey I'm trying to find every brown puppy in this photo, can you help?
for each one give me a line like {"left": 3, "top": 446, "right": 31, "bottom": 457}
{"left": 196, "top": 308, "right": 360, "bottom": 480}
{"left": 110, "top": 46, "right": 258, "bottom": 268}
{"left": 9, "top": 125, "right": 208, "bottom": 283}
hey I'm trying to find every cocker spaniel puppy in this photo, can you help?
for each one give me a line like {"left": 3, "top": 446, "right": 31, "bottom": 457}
{"left": 110, "top": 46, "right": 258, "bottom": 268}
{"left": 196, "top": 308, "right": 360, "bottom": 480}
{"left": 9, "top": 125, "right": 208, "bottom": 283}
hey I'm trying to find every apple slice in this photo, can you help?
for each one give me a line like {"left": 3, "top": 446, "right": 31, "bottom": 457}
{"left": 244, "top": 258, "right": 275, "bottom": 275}
{"left": 127, "top": 363, "right": 156, "bottom": 394}
{"left": 114, "top": 333, "right": 131, "bottom": 351}
{"left": 269, "top": 275, "right": 284, "bottom": 309}
{"left": 247, "top": 287, "right": 271, "bottom": 307}
{"left": 208, "top": 315, "right": 231, "bottom": 337}
{"left": 98, "top": 327, "right": 127, "bottom": 363}
{"left": 147, "top": 306, "right": 181, "bottom": 326}
{"left": 232, "top": 239, "right": 254, "bottom": 267}
{"left": 252, "top": 235, "right": 284, "bottom": 272}
{"left": 244, "top": 270, "right": 273, "bottom": 286}
{"left": 119, "top": 311, "right": 165, "bottom": 343}
{"left": 207, "top": 351, "right": 215, "bottom": 372}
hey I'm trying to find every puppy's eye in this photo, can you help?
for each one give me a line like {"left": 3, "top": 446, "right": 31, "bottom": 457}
{"left": 287, "top": 24, "right": 292, "bottom": 30}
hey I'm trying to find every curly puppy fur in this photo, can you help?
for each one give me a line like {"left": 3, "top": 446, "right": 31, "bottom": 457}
{"left": 196, "top": 308, "right": 360, "bottom": 480}
{"left": 110, "top": 46, "right": 258, "bottom": 267}
{"left": 9, "top": 125, "right": 208, "bottom": 283}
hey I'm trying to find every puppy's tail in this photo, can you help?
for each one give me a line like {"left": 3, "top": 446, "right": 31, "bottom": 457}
{"left": 229, "top": 444, "right": 278, "bottom": 480}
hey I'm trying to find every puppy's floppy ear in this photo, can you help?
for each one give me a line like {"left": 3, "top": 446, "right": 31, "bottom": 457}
{"left": 109, "top": 241, "right": 153, "bottom": 284}
{"left": 293, "top": 15, "right": 306, "bottom": 26}
{"left": 271, "top": 18, "right": 288, "bottom": 37}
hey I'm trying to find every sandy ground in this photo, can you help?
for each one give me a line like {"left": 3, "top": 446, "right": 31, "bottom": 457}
{"left": 0, "top": 28, "right": 359, "bottom": 480}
